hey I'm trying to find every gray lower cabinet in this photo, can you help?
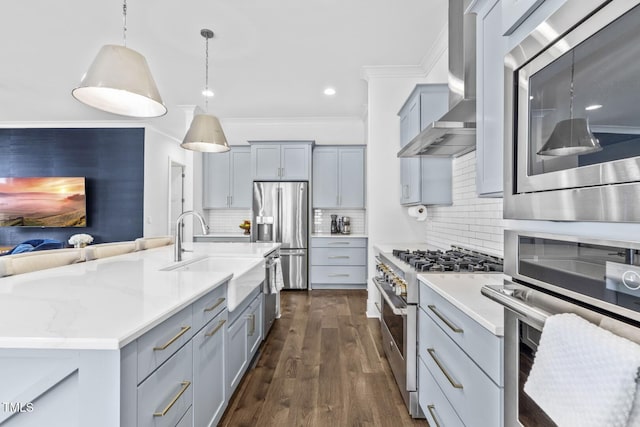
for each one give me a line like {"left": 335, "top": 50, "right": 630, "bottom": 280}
{"left": 227, "top": 289, "right": 264, "bottom": 393}
{"left": 418, "top": 281, "right": 503, "bottom": 427}
{"left": 312, "top": 146, "right": 365, "bottom": 209}
{"left": 310, "top": 237, "right": 367, "bottom": 289}
{"left": 203, "top": 147, "right": 252, "bottom": 209}
{"left": 398, "top": 84, "right": 452, "bottom": 206}
{"left": 249, "top": 141, "right": 313, "bottom": 181}
{"left": 192, "top": 310, "right": 228, "bottom": 427}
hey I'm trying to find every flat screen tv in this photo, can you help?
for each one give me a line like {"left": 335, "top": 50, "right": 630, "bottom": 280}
{"left": 0, "top": 177, "right": 87, "bottom": 227}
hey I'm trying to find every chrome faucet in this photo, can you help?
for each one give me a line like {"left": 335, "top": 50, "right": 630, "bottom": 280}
{"left": 174, "top": 210, "right": 209, "bottom": 262}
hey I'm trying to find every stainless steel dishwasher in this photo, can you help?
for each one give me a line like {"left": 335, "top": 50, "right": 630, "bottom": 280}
{"left": 263, "top": 249, "right": 279, "bottom": 337}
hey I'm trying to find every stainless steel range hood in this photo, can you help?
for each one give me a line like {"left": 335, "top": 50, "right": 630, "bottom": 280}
{"left": 398, "top": 0, "right": 476, "bottom": 158}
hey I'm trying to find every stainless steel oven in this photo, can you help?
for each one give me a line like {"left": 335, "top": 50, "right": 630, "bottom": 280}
{"left": 504, "top": 0, "right": 640, "bottom": 221}
{"left": 483, "top": 230, "right": 640, "bottom": 426}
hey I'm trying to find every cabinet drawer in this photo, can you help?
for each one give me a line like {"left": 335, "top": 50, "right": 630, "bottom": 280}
{"left": 138, "top": 306, "right": 194, "bottom": 384}
{"left": 176, "top": 405, "right": 192, "bottom": 427}
{"left": 311, "top": 247, "right": 366, "bottom": 266}
{"left": 137, "top": 342, "right": 193, "bottom": 427}
{"left": 311, "top": 266, "right": 366, "bottom": 284}
{"left": 311, "top": 237, "right": 367, "bottom": 248}
{"left": 419, "top": 356, "right": 465, "bottom": 427}
{"left": 419, "top": 281, "right": 503, "bottom": 385}
{"left": 192, "top": 283, "right": 227, "bottom": 333}
{"left": 422, "top": 315, "right": 502, "bottom": 427}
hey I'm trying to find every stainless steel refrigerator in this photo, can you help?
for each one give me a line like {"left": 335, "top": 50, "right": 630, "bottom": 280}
{"left": 251, "top": 181, "right": 308, "bottom": 289}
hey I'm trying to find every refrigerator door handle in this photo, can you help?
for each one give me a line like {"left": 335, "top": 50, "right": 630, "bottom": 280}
{"left": 276, "top": 186, "right": 282, "bottom": 243}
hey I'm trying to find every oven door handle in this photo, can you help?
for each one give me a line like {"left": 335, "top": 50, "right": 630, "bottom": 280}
{"left": 372, "top": 278, "right": 408, "bottom": 315}
{"left": 481, "top": 284, "right": 550, "bottom": 329}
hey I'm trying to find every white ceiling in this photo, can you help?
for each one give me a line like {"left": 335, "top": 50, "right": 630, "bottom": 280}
{"left": 1, "top": 0, "right": 447, "bottom": 137}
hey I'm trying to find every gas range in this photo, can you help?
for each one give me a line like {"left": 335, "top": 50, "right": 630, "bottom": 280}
{"left": 392, "top": 246, "right": 504, "bottom": 273}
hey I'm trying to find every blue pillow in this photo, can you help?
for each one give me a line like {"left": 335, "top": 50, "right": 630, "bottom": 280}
{"left": 5, "top": 243, "right": 35, "bottom": 255}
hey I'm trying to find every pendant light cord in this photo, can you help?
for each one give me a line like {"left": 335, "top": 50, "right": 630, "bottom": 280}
{"left": 122, "top": 0, "right": 127, "bottom": 47}
{"left": 204, "top": 34, "right": 210, "bottom": 112}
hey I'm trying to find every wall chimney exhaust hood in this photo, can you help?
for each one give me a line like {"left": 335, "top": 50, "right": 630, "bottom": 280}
{"left": 398, "top": 0, "right": 476, "bottom": 158}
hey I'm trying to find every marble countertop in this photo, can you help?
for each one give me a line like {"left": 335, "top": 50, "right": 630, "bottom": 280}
{"left": 0, "top": 242, "right": 280, "bottom": 350}
{"left": 417, "top": 273, "right": 506, "bottom": 336}
{"left": 311, "top": 233, "right": 368, "bottom": 238}
{"left": 194, "top": 233, "right": 251, "bottom": 238}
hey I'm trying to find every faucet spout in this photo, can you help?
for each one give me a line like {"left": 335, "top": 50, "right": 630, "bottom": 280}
{"left": 174, "top": 210, "right": 209, "bottom": 262}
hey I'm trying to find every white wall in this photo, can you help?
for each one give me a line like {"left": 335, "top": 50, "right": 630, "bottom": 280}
{"left": 363, "top": 43, "right": 448, "bottom": 317}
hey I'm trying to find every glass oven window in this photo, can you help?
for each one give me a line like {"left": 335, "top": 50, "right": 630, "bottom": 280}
{"left": 382, "top": 301, "right": 404, "bottom": 358}
{"left": 517, "top": 236, "right": 640, "bottom": 313}
{"left": 524, "top": 3, "right": 640, "bottom": 178}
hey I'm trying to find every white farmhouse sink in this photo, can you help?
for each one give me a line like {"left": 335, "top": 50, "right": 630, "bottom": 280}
{"left": 161, "top": 256, "right": 265, "bottom": 311}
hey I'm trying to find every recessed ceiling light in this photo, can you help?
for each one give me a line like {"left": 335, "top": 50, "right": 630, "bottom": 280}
{"left": 585, "top": 104, "right": 602, "bottom": 111}
{"left": 202, "top": 89, "right": 215, "bottom": 97}
{"left": 324, "top": 87, "right": 336, "bottom": 96}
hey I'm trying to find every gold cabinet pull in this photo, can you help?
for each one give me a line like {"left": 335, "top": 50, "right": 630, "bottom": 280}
{"left": 205, "top": 319, "right": 227, "bottom": 338}
{"left": 427, "top": 348, "right": 463, "bottom": 389}
{"left": 153, "top": 381, "right": 191, "bottom": 417}
{"left": 246, "top": 314, "right": 256, "bottom": 336}
{"left": 427, "top": 405, "right": 442, "bottom": 427}
{"left": 153, "top": 326, "right": 191, "bottom": 351}
{"left": 428, "top": 305, "right": 464, "bottom": 333}
{"left": 204, "top": 297, "right": 225, "bottom": 312}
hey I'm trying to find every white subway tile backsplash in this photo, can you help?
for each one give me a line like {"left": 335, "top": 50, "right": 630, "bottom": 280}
{"left": 205, "top": 209, "right": 252, "bottom": 233}
{"left": 313, "top": 209, "right": 366, "bottom": 234}
{"left": 425, "top": 151, "right": 505, "bottom": 257}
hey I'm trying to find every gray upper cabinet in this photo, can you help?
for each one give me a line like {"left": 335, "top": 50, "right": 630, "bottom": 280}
{"left": 501, "top": 0, "right": 544, "bottom": 35}
{"left": 475, "top": 0, "right": 506, "bottom": 197}
{"left": 312, "top": 146, "right": 365, "bottom": 209}
{"left": 250, "top": 141, "right": 313, "bottom": 181}
{"left": 203, "top": 146, "right": 252, "bottom": 209}
{"left": 398, "top": 84, "right": 452, "bottom": 206}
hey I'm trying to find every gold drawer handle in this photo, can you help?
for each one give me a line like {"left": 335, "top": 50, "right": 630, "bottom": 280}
{"left": 427, "top": 348, "right": 463, "bottom": 389}
{"left": 428, "top": 305, "right": 464, "bottom": 334}
{"left": 153, "top": 326, "right": 191, "bottom": 351}
{"left": 153, "top": 381, "right": 191, "bottom": 417}
{"left": 204, "top": 297, "right": 226, "bottom": 312}
{"left": 205, "top": 319, "right": 227, "bottom": 338}
{"left": 427, "top": 405, "right": 442, "bottom": 427}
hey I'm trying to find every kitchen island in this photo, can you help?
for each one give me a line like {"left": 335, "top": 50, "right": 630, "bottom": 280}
{"left": 0, "top": 242, "right": 279, "bottom": 427}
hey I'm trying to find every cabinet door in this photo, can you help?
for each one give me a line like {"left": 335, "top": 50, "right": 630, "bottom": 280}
{"left": 247, "top": 295, "right": 263, "bottom": 357}
{"left": 421, "top": 158, "right": 453, "bottom": 205}
{"left": 230, "top": 148, "right": 252, "bottom": 208}
{"left": 203, "top": 152, "right": 230, "bottom": 208}
{"left": 313, "top": 147, "right": 339, "bottom": 207}
{"left": 477, "top": 0, "right": 506, "bottom": 197}
{"left": 227, "top": 314, "right": 248, "bottom": 393}
{"left": 193, "top": 311, "right": 228, "bottom": 427}
{"left": 251, "top": 144, "right": 281, "bottom": 180}
{"left": 338, "top": 147, "right": 365, "bottom": 208}
{"left": 280, "top": 144, "right": 310, "bottom": 180}
{"left": 400, "top": 96, "right": 422, "bottom": 205}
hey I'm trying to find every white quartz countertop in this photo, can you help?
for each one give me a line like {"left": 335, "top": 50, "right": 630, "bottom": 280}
{"left": 417, "top": 273, "right": 505, "bottom": 336}
{"left": 311, "top": 233, "right": 368, "bottom": 238}
{"left": 0, "top": 242, "right": 280, "bottom": 350}
{"left": 194, "top": 233, "right": 250, "bottom": 239}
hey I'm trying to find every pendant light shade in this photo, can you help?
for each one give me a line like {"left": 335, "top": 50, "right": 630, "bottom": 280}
{"left": 72, "top": 45, "right": 167, "bottom": 118}
{"left": 181, "top": 114, "right": 230, "bottom": 152}
{"left": 537, "top": 118, "right": 602, "bottom": 156}
{"left": 180, "top": 28, "right": 230, "bottom": 153}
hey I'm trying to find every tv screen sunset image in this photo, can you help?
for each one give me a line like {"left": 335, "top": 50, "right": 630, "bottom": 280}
{"left": 0, "top": 177, "right": 86, "bottom": 227}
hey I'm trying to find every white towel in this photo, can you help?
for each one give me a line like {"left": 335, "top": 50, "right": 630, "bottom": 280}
{"left": 270, "top": 258, "right": 285, "bottom": 293}
{"left": 524, "top": 313, "right": 640, "bottom": 427}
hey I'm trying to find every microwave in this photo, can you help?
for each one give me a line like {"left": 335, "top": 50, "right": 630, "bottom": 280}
{"left": 504, "top": 0, "right": 640, "bottom": 222}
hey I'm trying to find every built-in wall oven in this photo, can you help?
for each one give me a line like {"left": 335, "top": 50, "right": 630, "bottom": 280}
{"left": 504, "top": 0, "right": 640, "bottom": 221}
{"left": 483, "top": 230, "right": 640, "bottom": 426}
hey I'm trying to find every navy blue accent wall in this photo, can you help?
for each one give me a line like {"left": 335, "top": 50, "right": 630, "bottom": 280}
{"left": 0, "top": 128, "right": 144, "bottom": 245}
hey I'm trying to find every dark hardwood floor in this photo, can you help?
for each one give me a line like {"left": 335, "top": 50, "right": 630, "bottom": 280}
{"left": 219, "top": 290, "right": 429, "bottom": 427}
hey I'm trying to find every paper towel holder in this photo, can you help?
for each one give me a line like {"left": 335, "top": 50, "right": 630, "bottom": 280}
{"left": 408, "top": 205, "right": 428, "bottom": 221}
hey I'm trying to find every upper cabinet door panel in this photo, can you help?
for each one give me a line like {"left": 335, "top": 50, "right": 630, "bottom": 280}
{"left": 204, "top": 152, "right": 230, "bottom": 208}
{"left": 338, "top": 148, "right": 365, "bottom": 208}
{"left": 251, "top": 145, "right": 281, "bottom": 180}
{"left": 230, "top": 148, "right": 252, "bottom": 208}
{"left": 313, "top": 148, "right": 339, "bottom": 207}
{"left": 280, "top": 144, "right": 310, "bottom": 180}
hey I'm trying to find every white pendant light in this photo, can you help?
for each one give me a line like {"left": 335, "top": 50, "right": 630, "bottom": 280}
{"left": 72, "top": 0, "right": 166, "bottom": 118}
{"left": 181, "top": 29, "right": 230, "bottom": 153}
